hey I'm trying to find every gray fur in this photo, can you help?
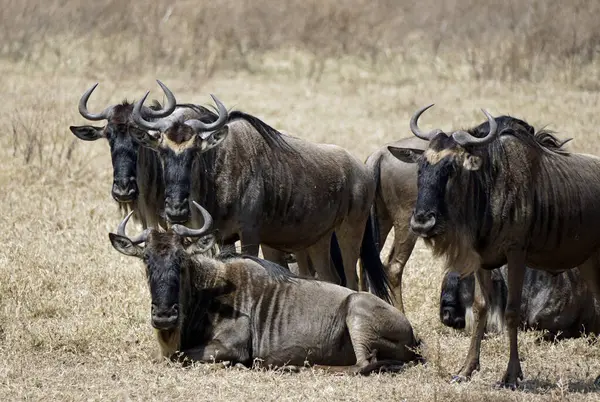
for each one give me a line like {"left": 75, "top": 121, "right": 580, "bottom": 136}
{"left": 109, "top": 228, "right": 422, "bottom": 373}
{"left": 440, "top": 267, "right": 600, "bottom": 339}
{"left": 391, "top": 108, "right": 600, "bottom": 387}
{"left": 134, "top": 97, "right": 392, "bottom": 300}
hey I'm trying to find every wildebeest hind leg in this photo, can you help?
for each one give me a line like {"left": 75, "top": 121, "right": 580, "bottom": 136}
{"left": 261, "top": 245, "right": 290, "bottom": 270}
{"left": 385, "top": 226, "right": 417, "bottom": 313}
{"left": 306, "top": 233, "right": 341, "bottom": 285}
{"left": 345, "top": 294, "right": 421, "bottom": 365}
{"left": 335, "top": 220, "right": 365, "bottom": 291}
{"left": 577, "top": 254, "right": 600, "bottom": 386}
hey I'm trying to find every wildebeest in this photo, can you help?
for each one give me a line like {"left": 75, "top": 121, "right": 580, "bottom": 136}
{"left": 365, "top": 136, "right": 427, "bottom": 312}
{"left": 69, "top": 82, "right": 291, "bottom": 268}
{"left": 129, "top": 86, "right": 392, "bottom": 300}
{"left": 387, "top": 105, "right": 600, "bottom": 388}
{"left": 366, "top": 117, "right": 537, "bottom": 313}
{"left": 108, "top": 202, "right": 422, "bottom": 373}
{"left": 439, "top": 267, "right": 600, "bottom": 339}
{"left": 69, "top": 81, "right": 194, "bottom": 228}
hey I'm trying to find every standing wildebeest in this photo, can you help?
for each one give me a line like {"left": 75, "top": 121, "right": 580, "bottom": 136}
{"left": 69, "top": 81, "right": 182, "bottom": 228}
{"left": 69, "top": 82, "right": 291, "bottom": 268}
{"left": 129, "top": 86, "right": 391, "bottom": 301}
{"left": 366, "top": 117, "right": 537, "bottom": 313}
{"left": 387, "top": 105, "right": 600, "bottom": 388}
{"left": 108, "top": 202, "right": 422, "bottom": 373}
{"left": 440, "top": 267, "right": 600, "bottom": 339}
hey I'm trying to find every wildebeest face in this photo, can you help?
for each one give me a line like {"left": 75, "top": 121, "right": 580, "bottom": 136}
{"left": 70, "top": 112, "right": 142, "bottom": 202}
{"left": 389, "top": 136, "right": 481, "bottom": 238}
{"left": 109, "top": 204, "right": 216, "bottom": 331}
{"left": 130, "top": 89, "right": 230, "bottom": 225}
{"left": 136, "top": 123, "right": 229, "bottom": 224}
{"left": 388, "top": 105, "right": 496, "bottom": 238}
{"left": 70, "top": 81, "right": 176, "bottom": 203}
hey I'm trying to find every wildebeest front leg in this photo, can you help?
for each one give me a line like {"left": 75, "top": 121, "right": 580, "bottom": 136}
{"left": 499, "top": 249, "right": 526, "bottom": 389}
{"left": 176, "top": 340, "right": 243, "bottom": 365}
{"left": 453, "top": 269, "right": 492, "bottom": 382}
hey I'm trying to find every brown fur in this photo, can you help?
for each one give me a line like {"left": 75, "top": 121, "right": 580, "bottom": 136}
{"left": 109, "top": 229, "right": 422, "bottom": 371}
{"left": 403, "top": 114, "right": 600, "bottom": 387}
{"left": 139, "top": 106, "right": 392, "bottom": 300}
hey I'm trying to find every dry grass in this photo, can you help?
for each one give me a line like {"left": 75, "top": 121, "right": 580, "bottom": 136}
{"left": 2, "top": 1, "right": 600, "bottom": 400}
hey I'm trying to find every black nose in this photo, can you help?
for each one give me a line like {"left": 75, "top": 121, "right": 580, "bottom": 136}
{"left": 151, "top": 304, "right": 179, "bottom": 330}
{"left": 410, "top": 211, "right": 436, "bottom": 237}
{"left": 112, "top": 177, "right": 138, "bottom": 202}
{"left": 165, "top": 198, "right": 190, "bottom": 223}
{"left": 441, "top": 307, "right": 465, "bottom": 329}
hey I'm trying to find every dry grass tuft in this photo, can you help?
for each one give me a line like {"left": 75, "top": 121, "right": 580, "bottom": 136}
{"left": 2, "top": 1, "right": 600, "bottom": 400}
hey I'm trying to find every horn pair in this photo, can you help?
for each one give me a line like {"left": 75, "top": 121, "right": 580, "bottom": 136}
{"left": 410, "top": 104, "right": 498, "bottom": 147}
{"left": 77, "top": 80, "right": 177, "bottom": 121}
{"left": 117, "top": 201, "right": 213, "bottom": 245}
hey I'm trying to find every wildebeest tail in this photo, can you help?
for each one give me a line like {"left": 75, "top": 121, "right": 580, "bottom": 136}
{"left": 330, "top": 232, "right": 346, "bottom": 287}
{"left": 360, "top": 214, "right": 393, "bottom": 304}
{"left": 367, "top": 152, "right": 384, "bottom": 251}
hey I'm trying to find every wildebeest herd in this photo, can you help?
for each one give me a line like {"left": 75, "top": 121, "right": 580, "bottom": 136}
{"left": 70, "top": 80, "right": 600, "bottom": 389}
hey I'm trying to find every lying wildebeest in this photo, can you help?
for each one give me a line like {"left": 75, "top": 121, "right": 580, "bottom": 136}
{"left": 129, "top": 86, "right": 391, "bottom": 300}
{"left": 439, "top": 267, "right": 600, "bottom": 339}
{"left": 69, "top": 82, "right": 292, "bottom": 267}
{"left": 108, "top": 202, "right": 422, "bottom": 373}
{"left": 387, "top": 105, "right": 600, "bottom": 388}
{"left": 366, "top": 116, "right": 536, "bottom": 313}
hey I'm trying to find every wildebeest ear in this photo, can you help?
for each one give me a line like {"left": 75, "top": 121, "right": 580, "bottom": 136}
{"left": 109, "top": 233, "right": 144, "bottom": 258}
{"left": 131, "top": 128, "right": 160, "bottom": 150}
{"left": 198, "top": 126, "right": 229, "bottom": 153}
{"left": 185, "top": 234, "right": 216, "bottom": 255}
{"left": 69, "top": 125, "right": 105, "bottom": 141}
{"left": 463, "top": 154, "right": 482, "bottom": 171}
{"left": 387, "top": 146, "right": 423, "bottom": 164}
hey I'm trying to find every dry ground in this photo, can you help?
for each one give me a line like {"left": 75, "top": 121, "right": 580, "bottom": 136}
{"left": 2, "top": 46, "right": 600, "bottom": 401}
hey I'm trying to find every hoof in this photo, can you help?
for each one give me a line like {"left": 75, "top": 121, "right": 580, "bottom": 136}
{"left": 495, "top": 380, "right": 518, "bottom": 391}
{"left": 450, "top": 375, "right": 468, "bottom": 384}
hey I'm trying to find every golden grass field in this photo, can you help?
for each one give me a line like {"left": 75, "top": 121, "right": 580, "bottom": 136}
{"left": 2, "top": 1, "right": 600, "bottom": 400}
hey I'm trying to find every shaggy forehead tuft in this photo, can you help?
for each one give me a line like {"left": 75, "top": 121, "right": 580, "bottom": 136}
{"left": 424, "top": 148, "right": 463, "bottom": 164}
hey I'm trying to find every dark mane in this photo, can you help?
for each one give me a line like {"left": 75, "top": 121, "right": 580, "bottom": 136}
{"left": 228, "top": 111, "right": 297, "bottom": 153}
{"left": 186, "top": 103, "right": 296, "bottom": 154}
{"left": 216, "top": 250, "right": 298, "bottom": 283}
{"left": 467, "top": 115, "right": 571, "bottom": 154}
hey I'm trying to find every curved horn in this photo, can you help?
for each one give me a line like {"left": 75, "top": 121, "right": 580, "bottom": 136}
{"left": 410, "top": 104, "right": 443, "bottom": 141}
{"left": 171, "top": 201, "right": 213, "bottom": 238}
{"left": 185, "top": 95, "right": 228, "bottom": 133}
{"left": 117, "top": 210, "right": 151, "bottom": 245}
{"left": 452, "top": 109, "right": 498, "bottom": 147}
{"left": 142, "top": 80, "right": 177, "bottom": 118}
{"left": 132, "top": 92, "right": 170, "bottom": 132}
{"left": 78, "top": 83, "right": 112, "bottom": 121}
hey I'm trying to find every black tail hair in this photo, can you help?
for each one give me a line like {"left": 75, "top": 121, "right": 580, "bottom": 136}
{"left": 360, "top": 214, "right": 393, "bottom": 304}
{"left": 330, "top": 232, "right": 346, "bottom": 286}
{"left": 370, "top": 154, "right": 384, "bottom": 251}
